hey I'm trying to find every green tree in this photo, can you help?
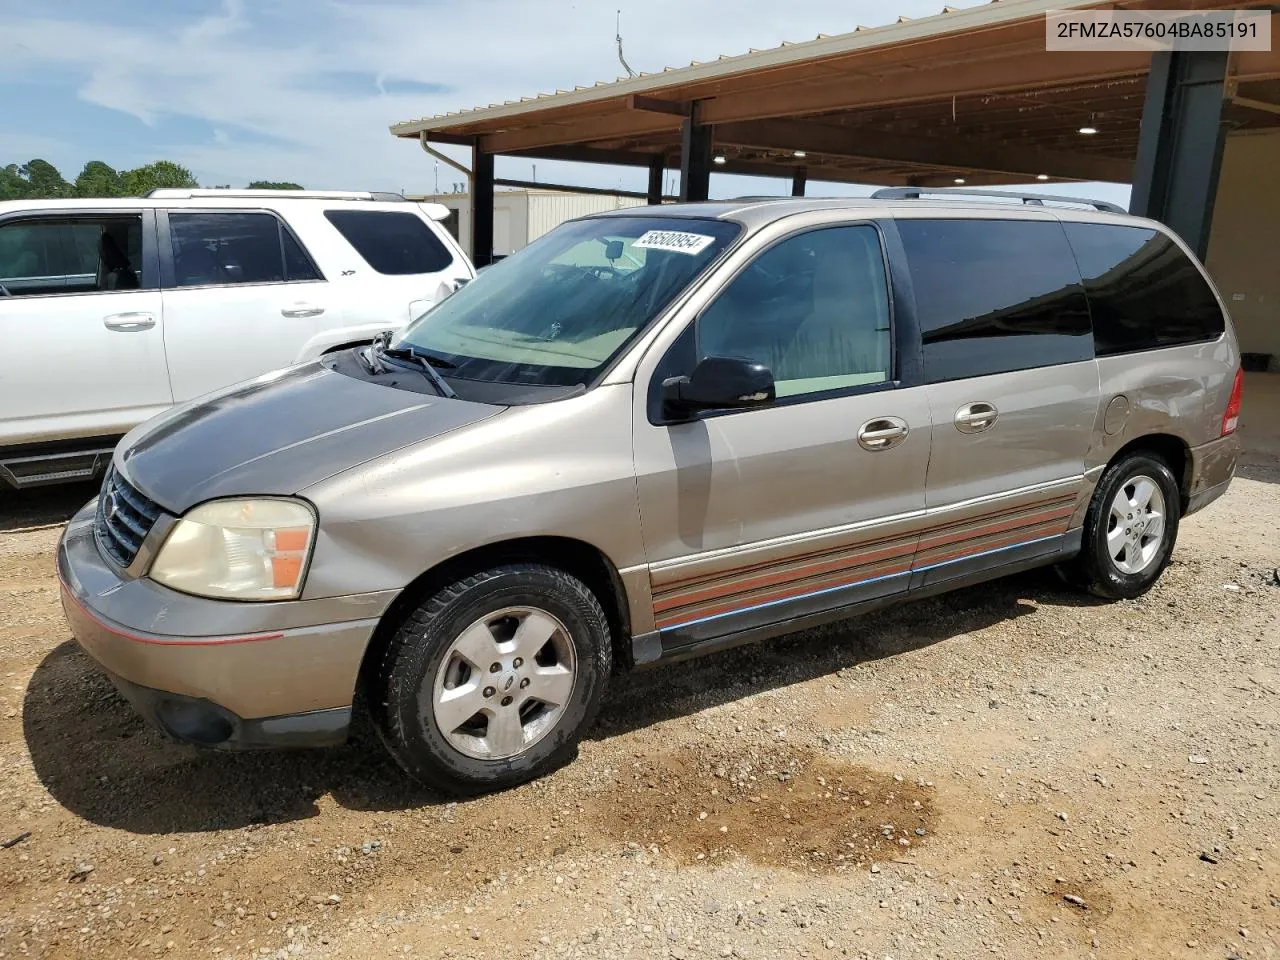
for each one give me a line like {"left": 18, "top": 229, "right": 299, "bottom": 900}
{"left": 74, "top": 160, "right": 125, "bottom": 198}
{"left": 119, "top": 160, "right": 199, "bottom": 196}
{"left": 0, "top": 164, "right": 29, "bottom": 200}
{"left": 247, "top": 180, "right": 304, "bottom": 190}
{"left": 16, "top": 159, "right": 73, "bottom": 198}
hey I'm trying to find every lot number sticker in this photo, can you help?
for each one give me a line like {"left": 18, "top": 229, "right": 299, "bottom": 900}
{"left": 632, "top": 230, "right": 716, "bottom": 255}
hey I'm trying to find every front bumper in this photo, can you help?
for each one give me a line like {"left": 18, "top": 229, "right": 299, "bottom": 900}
{"left": 57, "top": 500, "right": 392, "bottom": 749}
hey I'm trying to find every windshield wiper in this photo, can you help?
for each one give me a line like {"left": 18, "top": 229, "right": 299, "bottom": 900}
{"left": 369, "top": 335, "right": 456, "bottom": 399}
{"left": 380, "top": 345, "right": 456, "bottom": 369}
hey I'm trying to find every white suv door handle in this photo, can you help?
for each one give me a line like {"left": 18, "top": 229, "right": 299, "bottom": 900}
{"left": 103, "top": 312, "right": 156, "bottom": 332}
{"left": 281, "top": 303, "right": 325, "bottom": 318}
{"left": 857, "top": 417, "right": 909, "bottom": 451}
{"left": 955, "top": 401, "right": 999, "bottom": 434}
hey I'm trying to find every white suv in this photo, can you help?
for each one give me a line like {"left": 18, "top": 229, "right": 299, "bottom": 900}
{"left": 0, "top": 189, "right": 473, "bottom": 489}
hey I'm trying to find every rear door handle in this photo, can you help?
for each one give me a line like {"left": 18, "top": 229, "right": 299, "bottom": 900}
{"left": 857, "top": 417, "right": 909, "bottom": 451}
{"left": 103, "top": 312, "right": 156, "bottom": 332}
{"left": 954, "top": 401, "right": 999, "bottom": 434}
{"left": 281, "top": 303, "right": 324, "bottom": 318}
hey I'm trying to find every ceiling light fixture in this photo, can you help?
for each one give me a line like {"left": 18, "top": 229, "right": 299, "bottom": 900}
{"left": 1037, "top": 174, "right": 1050, "bottom": 181}
{"left": 793, "top": 150, "right": 807, "bottom": 158}
{"left": 953, "top": 177, "right": 966, "bottom": 184}
{"left": 713, "top": 155, "right": 727, "bottom": 165}
{"left": 1078, "top": 125, "right": 1098, "bottom": 135}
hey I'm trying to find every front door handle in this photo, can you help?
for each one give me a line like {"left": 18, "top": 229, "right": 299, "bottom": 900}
{"left": 103, "top": 312, "right": 156, "bottom": 332}
{"left": 281, "top": 303, "right": 325, "bottom": 318}
{"left": 955, "top": 401, "right": 999, "bottom": 434}
{"left": 857, "top": 417, "right": 909, "bottom": 451}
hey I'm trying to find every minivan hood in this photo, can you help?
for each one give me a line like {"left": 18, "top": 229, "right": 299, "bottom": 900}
{"left": 117, "top": 362, "right": 501, "bottom": 512}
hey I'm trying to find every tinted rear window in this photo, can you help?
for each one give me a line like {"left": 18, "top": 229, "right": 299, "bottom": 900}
{"left": 898, "top": 219, "right": 1093, "bottom": 383}
{"left": 1063, "top": 222, "right": 1224, "bottom": 355}
{"left": 324, "top": 209, "right": 453, "bottom": 275}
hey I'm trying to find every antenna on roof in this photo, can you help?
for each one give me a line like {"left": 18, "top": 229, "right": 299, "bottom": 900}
{"left": 616, "top": 10, "right": 637, "bottom": 78}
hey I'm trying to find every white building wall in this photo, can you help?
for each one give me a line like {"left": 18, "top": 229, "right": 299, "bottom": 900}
{"left": 526, "top": 191, "right": 646, "bottom": 243}
{"left": 1206, "top": 129, "right": 1280, "bottom": 367}
{"left": 410, "top": 189, "right": 648, "bottom": 260}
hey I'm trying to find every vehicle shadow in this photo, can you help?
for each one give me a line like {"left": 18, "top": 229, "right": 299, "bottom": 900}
{"left": 0, "top": 480, "right": 98, "bottom": 532}
{"left": 24, "top": 567, "right": 1075, "bottom": 835}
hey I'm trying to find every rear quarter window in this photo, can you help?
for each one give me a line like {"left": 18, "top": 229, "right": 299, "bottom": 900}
{"left": 1063, "top": 222, "right": 1225, "bottom": 355}
{"left": 324, "top": 209, "right": 454, "bottom": 275}
{"left": 897, "top": 218, "right": 1093, "bottom": 383}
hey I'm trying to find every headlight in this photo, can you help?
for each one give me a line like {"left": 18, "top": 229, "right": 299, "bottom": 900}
{"left": 150, "top": 498, "right": 316, "bottom": 601}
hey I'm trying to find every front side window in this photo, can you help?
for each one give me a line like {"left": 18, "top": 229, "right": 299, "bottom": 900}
{"left": 1063, "top": 222, "right": 1224, "bottom": 355}
{"left": 898, "top": 219, "right": 1093, "bottom": 383}
{"left": 0, "top": 215, "right": 145, "bottom": 296}
{"left": 697, "top": 225, "right": 892, "bottom": 399}
{"left": 324, "top": 209, "right": 453, "bottom": 275}
{"left": 398, "top": 216, "right": 740, "bottom": 387}
{"left": 169, "top": 212, "right": 320, "bottom": 288}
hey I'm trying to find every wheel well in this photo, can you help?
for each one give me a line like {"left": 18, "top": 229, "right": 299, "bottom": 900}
{"left": 1109, "top": 434, "right": 1191, "bottom": 511}
{"left": 356, "top": 537, "right": 633, "bottom": 702}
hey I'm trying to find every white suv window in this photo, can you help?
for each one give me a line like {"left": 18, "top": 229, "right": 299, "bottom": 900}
{"left": 324, "top": 209, "right": 453, "bottom": 275}
{"left": 169, "top": 212, "right": 320, "bottom": 288}
{"left": 0, "top": 215, "right": 146, "bottom": 296}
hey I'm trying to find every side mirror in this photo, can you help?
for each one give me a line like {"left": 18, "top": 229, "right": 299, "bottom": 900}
{"left": 662, "top": 355, "right": 776, "bottom": 419}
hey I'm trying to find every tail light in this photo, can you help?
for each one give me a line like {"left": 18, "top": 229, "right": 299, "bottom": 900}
{"left": 1222, "top": 367, "right": 1243, "bottom": 436}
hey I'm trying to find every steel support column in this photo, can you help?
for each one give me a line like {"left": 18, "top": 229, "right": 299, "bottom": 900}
{"left": 791, "top": 168, "right": 807, "bottom": 197}
{"left": 471, "top": 143, "right": 495, "bottom": 267}
{"left": 1130, "top": 50, "right": 1229, "bottom": 259}
{"left": 679, "top": 108, "right": 712, "bottom": 202}
{"left": 647, "top": 156, "right": 664, "bottom": 205}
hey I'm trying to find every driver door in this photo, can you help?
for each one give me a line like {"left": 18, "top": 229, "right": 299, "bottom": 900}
{"left": 631, "top": 221, "right": 932, "bottom": 653}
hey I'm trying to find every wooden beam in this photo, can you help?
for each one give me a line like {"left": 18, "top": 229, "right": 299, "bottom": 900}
{"left": 417, "top": 130, "right": 474, "bottom": 146}
{"left": 1232, "top": 95, "right": 1280, "bottom": 117}
{"left": 628, "top": 94, "right": 688, "bottom": 116}
{"left": 698, "top": 50, "right": 1151, "bottom": 125}
{"left": 715, "top": 118, "right": 1131, "bottom": 182}
{"left": 481, "top": 111, "right": 682, "bottom": 154}
{"left": 506, "top": 145, "right": 667, "bottom": 168}
{"left": 1236, "top": 48, "right": 1280, "bottom": 82}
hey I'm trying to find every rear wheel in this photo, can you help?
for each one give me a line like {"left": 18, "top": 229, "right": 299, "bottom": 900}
{"left": 1059, "top": 452, "right": 1180, "bottom": 600}
{"left": 373, "top": 564, "right": 611, "bottom": 795}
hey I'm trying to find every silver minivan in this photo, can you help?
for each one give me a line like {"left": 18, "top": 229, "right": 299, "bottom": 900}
{"left": 57, "top": 191, "right": 1243, "bottom": 794}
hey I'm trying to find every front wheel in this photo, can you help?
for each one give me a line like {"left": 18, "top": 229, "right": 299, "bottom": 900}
{"left": 1059, "top": 452, "right": 1181, "bottom": 600}
{"left": 372, "top": 564, "right": 612, "bottom": 795}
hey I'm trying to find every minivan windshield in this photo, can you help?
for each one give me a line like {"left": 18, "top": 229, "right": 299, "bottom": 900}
{"left": 396, "top": 216, "right": 740, "bottom": 387}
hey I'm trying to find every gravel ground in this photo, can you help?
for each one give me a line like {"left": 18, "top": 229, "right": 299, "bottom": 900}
{"left": 1, "top": 377, "right": 1277, "bottom": 960}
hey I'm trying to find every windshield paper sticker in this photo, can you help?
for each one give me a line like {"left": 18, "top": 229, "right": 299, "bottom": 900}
{"left": 633, "top": 230, "right": 716, "bottom": 256}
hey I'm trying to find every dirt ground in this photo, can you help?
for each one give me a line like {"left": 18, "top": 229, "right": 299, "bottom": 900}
{"left": 2, "top": 377, "right": 1278, "bottom": 960}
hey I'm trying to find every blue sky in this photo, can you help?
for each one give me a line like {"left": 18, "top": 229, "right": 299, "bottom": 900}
{"left": 0, "top": 0, "right": 1130, "bottom": 204}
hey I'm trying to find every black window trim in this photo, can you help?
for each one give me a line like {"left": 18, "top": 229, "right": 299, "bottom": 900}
{"left": 647, "top": 217, "right": 909, "bottom": 426}
{"left": 157, "top": 208, "right": 326, "bottom": 291}
{"left": 0, "top": 208, "right": 160, "bottom": 298}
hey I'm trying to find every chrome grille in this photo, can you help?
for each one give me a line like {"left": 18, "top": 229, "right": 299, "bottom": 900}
{"left": 94, "top": 467, "right": 162, "bottom": 568}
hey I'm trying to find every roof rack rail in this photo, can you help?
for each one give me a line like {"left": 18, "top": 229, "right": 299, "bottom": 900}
{"left": 870, "top": 186, "right": 1127, "bottom": 215}
{"left": 143, "top": 188, "right": 407, "bottom": 202}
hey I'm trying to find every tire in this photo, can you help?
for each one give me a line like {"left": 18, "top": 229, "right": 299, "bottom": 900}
{"left": 372, "top": 563, "right": 611, "bottom": 795}
{"left": 1059, "top": 452, "right": 1181, "bottom": 600}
